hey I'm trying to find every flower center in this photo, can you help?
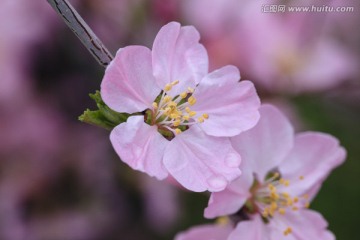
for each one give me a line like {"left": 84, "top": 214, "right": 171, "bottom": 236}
{"left": 149, "top": 80, "right": 209, "bottom": 138}
{"left": 249, "top": 173, "right": 310, "bottom": 237}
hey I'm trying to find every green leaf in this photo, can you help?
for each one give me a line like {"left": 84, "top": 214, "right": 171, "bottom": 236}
{"left": 79, "top": 91, "right": 130, "bottom": 130}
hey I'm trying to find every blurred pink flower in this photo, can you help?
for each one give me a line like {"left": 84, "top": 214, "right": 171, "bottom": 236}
{"left": 238, "top": 8, "right": 356, "bottom": 93}
{"left": 0, "top": 0, "right": 55, "bottom": 103}
{"left": 101, "top": 22, "right": 260, "bottom": 192}
{"left": 200, "top": 104, "right": 346, "bottom": 239}
{"left": 181, "top": 0, "right": 356, "bottom": 94}
{"left": 175, "top": 223, "right": 233, "bottom": 240}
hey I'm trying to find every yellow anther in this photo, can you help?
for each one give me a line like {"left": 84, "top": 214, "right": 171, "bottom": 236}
{"left": 283, "top": 227, "right": 292, "bottom": 236}
{"left": 282, "top": 192, "right": 290, "bottom": 198}
{"left": 299, "top": 175, "right": 304, "bottom": 180}
{"left": 188, "top": 96, "right": 197, "bottom": 106}
{"left": 292, "top": 206, "right": 299, "bottom": 211}
{"left": 268, "top": 184, "right": 276, "bottom": 191}
{"left": 175, "top": 128, "right": 182, "bottom": 135}
{"left": 185, "top": 107, "right": 191, "bottom": 113}
{"left": 305, "top": 202, "right": 310, "bottom": 208}
{"left": 198, "top": 117, "right": 205, "bottom": 123}
{"left": 152, "top": 102, "right": 158, "bottom": 109}
{"left": 280, "top": 178, "right": 290, "bottom": 186}
{"left": 182, "top": 115, "right": 190, "bottom": 121}
{"left": 164, "top": 84, "right": 172, "bottom": 91}
{"left": 180, "top": 92, "right": 188, "bottom": 99}
{"left": 302, "top": 194, "right": 309, "bottom": 200}
{"left": 270, "top": 192, "right": 279, "bottom": 200}
{"left": 215, "top": 217, "right": 229, "bottom": 226}
{"left": 202, "top": 113, "right": 209, "bottom": 119}
{"left": 189, "top": 111, "right": 197, "bottom": 117}
{"left": 293, "top": 197, "right": 299, "bottom": 203}
{"left": 173, "top": 119, "right": 181, "bottom": 127}
{"left": 170, "top": 113, "right": 180, "bottom": 119}
{"left": 262, "top": 210, "right": 269, "bottom": 218}
{"left": 187, "top": 87, "right": 194, "bottom": 93}
{"left": 164, "top": 107, "right": 171, "bottom": 115}
{"left": 279, "top": 208, "right": 286, "bottom": 215}
{"left": 273, "top": 172, "right": 280, "bottom": 178}
{"left": 163, "top": 95, "right": 172, "bottom": 103}
{"left": 168, "top": 101, "right": 177, "bottom": 108}
{"left": 271, "top": 202, "right": 278, "bottom": 210}
{"left": 171, "top": 80, "right": 179, "bottom": 85}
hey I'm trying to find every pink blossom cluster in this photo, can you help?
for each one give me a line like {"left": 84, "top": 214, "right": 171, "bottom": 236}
{"left": 100, "top": 22, "right": 346, "bottom": 239}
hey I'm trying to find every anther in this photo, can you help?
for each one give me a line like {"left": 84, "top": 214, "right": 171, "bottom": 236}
{"left": 279, "top": 208, "right": 286, "bottom": 215}
{"left": 164, "top": 84, "right": 172, "bottom": 91}
{"left": 189, "top": 111, "right": 197, "bottom": 117}
{"left": 202, "top": 113, "right": 209, "bottom": 119}
{"left": 175, "top": 128, "right": 182, "bottom": 135}
{"left": 283, "top": 227, "right": 292, "bottom": 236}
{"left": 180, "top": 92, "right": 188, "bottom": 99}
{"left": 152, "top": 102, "right": 158, "bottom": 109}
{"left": 173, "top": 119, "right": 181, "bottom": 127}
{"left": 163, "top": 95, "right": 172, "bottom": 103}
{"left": 182, "top": 115, "right": 190, "bottom": 121}
{"left": 188, "top": 96, "right": 196, "bottom": 105}
{"left": 198, "top": 117, "right": 204, "bottom": 123}
{"left": 171, "top": 80, "right": 179, "bottom": 85}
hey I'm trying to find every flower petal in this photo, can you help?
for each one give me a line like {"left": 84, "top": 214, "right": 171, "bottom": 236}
{"left": 101, "top": 46, "right": 160, "bottom": 113}
{"left": 268, "top": 209, "right": 334, "bottom": 240}
{"left": 279, "top": 132, "right": 346, "bottom": 199}
{"left": 192, "top": 66, "right": 260, "bottom": 137}
{"left": 110, "top": 116, "right": 168, "bottom": 180}
{"left": 163, "top": 125, "right": 241, "bottom": 192}
{"left": 231, "top": 104, "right": 294, "bottom": 182}
{"left": 204, "top": 175, "right": 253, "bottom": 219}
{"left": 228, "top": 215, "right": 268, "bottom": 240}
{"left": 175, "top": 224, "right": 233, "bottom": 240}
{"left": 152, "top": 22, "right": 208, "bottom": 95}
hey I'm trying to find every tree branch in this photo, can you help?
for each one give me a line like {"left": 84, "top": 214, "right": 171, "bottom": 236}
{"left": 47, "top": 0, "right": 114, "bottom": 67}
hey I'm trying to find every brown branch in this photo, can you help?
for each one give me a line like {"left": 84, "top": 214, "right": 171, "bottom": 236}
{"left": 47, "top": 0, "right": 114, "bottom": 67}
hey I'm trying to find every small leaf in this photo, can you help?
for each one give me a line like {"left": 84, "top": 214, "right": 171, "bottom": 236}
{"left": 79, "top": 91, "right": 130, "bottom": 130}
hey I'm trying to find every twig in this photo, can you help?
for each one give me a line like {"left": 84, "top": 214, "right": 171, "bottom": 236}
{"left": 47, "top": 0, "right": 114, "bottom": 67}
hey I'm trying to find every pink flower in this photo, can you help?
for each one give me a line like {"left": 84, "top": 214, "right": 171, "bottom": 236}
{"left": 175, "top": 223, "right": 233, "bottom": 240}
{"left": 100, "top": 22, "right": 260, "bottom": 192}
{"left": 181, "top": 0, "right": 356, "bottom": 94}
{"left": 200, "top": 104, "right": 346, "bottom": 238}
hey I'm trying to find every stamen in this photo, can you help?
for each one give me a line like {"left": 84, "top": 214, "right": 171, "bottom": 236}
{"left": 171, "top": 80, "right": 179, "bottom": 85}
{"left": 278, "top": 208, "right": 286, "bottom": 215}
{"left": 164, "top": 84, "right": 172, "bottom": 92}
{"left": 180, "top": 92, "right": 188, "bottom": 99}
{"left": 188, "top": 96, "right": 196, "bottom": 106}
{"left": 151, "top": 83, "right": 203, "bottom": 135}
{"left": 189, "top": 111, "right": 197, "bottom": 117}
{"left": 163, "top": 95, "right": 172, "bottom": 103}
{"left": 173, "top": 119, "right": 181, "bottom": 127}
{"left": 283, "top": 227, "right": 292, "bottom": 236}
{"left": 182, "top": 115, "right": 190, "bottom": 121}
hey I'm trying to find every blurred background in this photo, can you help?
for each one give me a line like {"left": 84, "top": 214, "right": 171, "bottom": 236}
{"left": 0, "top": 0, "right": 359, "bottom": 239}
